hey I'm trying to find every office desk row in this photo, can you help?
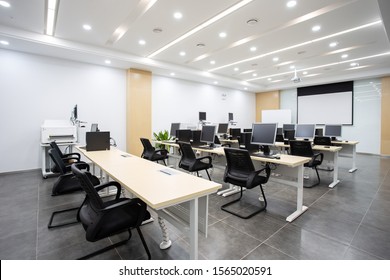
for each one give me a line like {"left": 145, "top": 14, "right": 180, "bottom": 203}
{"left": 156, "top": 141, "right": 311, "bottom": 223}
{"left": 76, "top": 146, "right": 221, "bottom": 260}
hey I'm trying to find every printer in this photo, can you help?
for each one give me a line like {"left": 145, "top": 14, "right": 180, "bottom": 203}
{"left": 41, "top": 120, "right": 78, "bottom": 144}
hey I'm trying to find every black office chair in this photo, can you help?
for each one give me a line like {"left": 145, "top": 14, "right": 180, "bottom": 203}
{"left": 214, "top": 135, "right": 230, "bottom": 147}
{"left": 289, "top": 140, "right": 324, "bottom": 188}
{"left": 177, "top": 141, "right": 213, "bottom": 180}
{"left": 47, "top": 148, "right": 99, "bottom": 228}
{"left": 191, "top": 130, "right": 203, "bottom": 147}
{"left": 50, "top": 141, "right": 81, "bottom": 173}
{"left": 314, "top": 136, "right": 332, "bottom": 146}
{"left": 71, "top": 164, "right": 151, "bottom": 260}
{"left": 140, "top": 138, "right": 169, "bottom": 166}
{"left": 221, "top": 148, "right": 271, "bottom": 219}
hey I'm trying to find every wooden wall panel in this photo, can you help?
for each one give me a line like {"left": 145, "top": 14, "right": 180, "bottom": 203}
{"left": 381, "top": 76, "right": 390, "bottom": 155}
{"left": 255, "top": 91, "right": 280, "bottom": 122}
{"left": 126, "top": 69, "right": 152, "bottom": 156}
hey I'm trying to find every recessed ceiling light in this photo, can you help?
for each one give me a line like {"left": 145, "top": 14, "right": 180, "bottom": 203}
{"left": 267, "top": 78, "right": 272, "bottom": 81}
{"left": 219, "top": 32, "right": 227, "bottom": 38}
{"left": 83, "top": 24, "right": 92, "bottom": 31}
{"left": 290, "top": 65, "right": 296, "bottom": 69}
{"left": 210, "top": 60, "right": 216, "bottom": 65}
{"left": 250, "top": 46, "right": 257, "bottom": 52}
{"left": 312, "top": 25, "right": 321, "bottom": 32}
{"left": 246, "top": 18, "right": 259, "bottom": 25}
{"left": 244, "top": 87, "right": 248, "bottom": 90}
{"left": 104, "top": 59, "right": 111, "bottom": 64}
{"left": 252, "top": 73, "right": 257, "bottom": 77}
{"left": 329, "top": 41, "right": 338, "bottom": 47}
{"left": 170, "top": 72, "right": 175, "bottom": 76}
{"left": 273, "top": 57, "right": 279, "bottom": 62}
{"left": 179, "top": 51, "right": 186, "bottom": 56}
{"left": 174, "top": 12, "right": 183, "bottom": 19}
{"left": 350, "top": 62, "right": 359, "bottom": 67}
{"left": 196, "top": 43, "right": 206, "bottom": 48}
{"left": 45, "top": 0, "right": 59, "bottom": 36}
{"left": 303, "top": 71, "right": 308, "bottom": 75}
{"left": 0, "top": 40, "right": 9, "bottom": 45}
{"left": 234, "top": 67, "right": 239, "bottom": 71}
{"left": 214, "top": 81, "right": 219, "bottom": 85}
{"left": 341, "top": 54, "right": 348, "bottom": 59}
{"left": 286, "top": 1, "right": 297, "bottom": 8}
{"left": 0, "top": 1, "right": 11, "bottom": 8}
{"left": 139, "top": 39, "right": 146, "bottom": 45}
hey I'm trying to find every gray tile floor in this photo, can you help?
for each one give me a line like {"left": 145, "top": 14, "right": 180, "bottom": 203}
{"left": 1, "top": 153, "right": 389, "bottom": 260}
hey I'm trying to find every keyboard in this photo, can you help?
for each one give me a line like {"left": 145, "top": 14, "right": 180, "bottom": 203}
{"left": 252, "top": 153, "right": 280, "bottom": 159}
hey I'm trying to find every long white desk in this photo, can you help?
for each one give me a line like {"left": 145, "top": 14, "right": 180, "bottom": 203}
{"left": 158, "top": 141, "right": 311, "bottom": 222}
{"left": 76, "top": 146, "right": 221, "bottom": 260}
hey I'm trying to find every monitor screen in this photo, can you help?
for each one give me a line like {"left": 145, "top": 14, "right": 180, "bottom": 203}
{"left": 228, "top": 112, "right": 233, "bottom": 121}
{"left": 295, "top": 124, "right": 315, "bottom": 139}
{"left": 176, "top": 129, "right": 192, "bottom": 142}
{"left": 283, "top": 124, "right": 295, "bottom": 132}
{"left": 315, "top": 128, "right": 323, "bottom": 136}
{"left": 251, "top": 123, "right": 278, "bottom": 146}
{"left": 200, "top": 125, "right": 216, "bottom": 144}
{"left": 229, "top": 128, "right": 241, "bottom": 139}
{"left": 217, "top": 123, "right": 228, "bottom": 134}
{"left": 324, "top": 125, "right": 342, "bottom": 137}
{"left": 90, "top": 123, "right": 99, "bottom": 132}
{"left": 199, "top": 112, "right": 206, "bottom": 121}
{"left": 170, "top": 123, "right": 180, "bottom": 137}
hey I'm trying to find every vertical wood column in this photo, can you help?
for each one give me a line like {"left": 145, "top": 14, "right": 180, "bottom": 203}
{"left": 381, "top": 76, "right": 390, "bottom": 155}
{"left": 255, "top": 91, "right": 280, "bottom": 122}
{"left": 126, "top": 69, "right": 152, "bottom": 156}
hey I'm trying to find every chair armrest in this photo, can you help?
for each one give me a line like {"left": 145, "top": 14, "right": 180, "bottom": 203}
{"left": 246, "top": 164, "right": 271, "bottom": 188}
{"left": 102, "top": 198, "right": 147, "bottom": 226}
{"left": 311, "top": 152, "right": 324, "bottom": 165}
{"left": 95, "top": 181, "right": 122, "bottom": 200}
{"left": 63, "top": 152, "right": 81, "bottom": 161}
{"left": 222, "top": 143, "right": 231, "bottom": 147}
{"left": 155, "top": 149, "right": 169, "bottom": 156}
{"left": 73, "top": 162, "right": 90, "bottom": 171}
{"left": 197, "top": 155, "right": 212, "bottom": 165}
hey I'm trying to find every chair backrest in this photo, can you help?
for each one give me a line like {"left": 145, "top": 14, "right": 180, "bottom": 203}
{"left": 140, "top": 138, "right": 155, "bottom": 157}
{"left": 71, "top": 164, "right": 104, "bottom": 210}
{"left": 48, "top": 148, "right": 67, "bottom": 175}
{"left": 314, "top": 136, "right": 332, "bottom": 146}
{"left": 214, "top": 135, "right": 221, "bottom": 145}
{"left": 50, "top": 141, "right": 64, "bottom": 158}
{"left": 275, "top": 134, "right": 285, "bottom": 142}
{"left": 284, "top": 130, "right": 295, "bottom": 140}
{"left": 191, "top": 130, "right": 202, "bottom": 145}
{"left": 178, "top": 141, "right": 196, "bottom": 161}
{"left": 289, "top": 140, "right": 314, "bottom": 157}
{"left": 224, "top": 148, "right": 255, "bottom": 176}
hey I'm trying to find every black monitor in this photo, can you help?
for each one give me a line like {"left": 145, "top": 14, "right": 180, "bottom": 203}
{"left": 295, "top": 124, "right": 315, "bottom": 140}
{"left": 217, "top": 123, "right": 229, "bottom": 134}
{"left": 283, "top": 124, "right": 295, "bottom": 132}
{"left": 199, "top": 112, "right": 206, "bottom": 121}
{"left": 251, "top": 123, "right": 278, "bottom": 155}
{"left": 90, "top": 123, "right": 99, "bottom": 132}
{"left": 315, "top": 128, "right": 323, "bottom": 136}
{"left": 176, "top": 129, "right": 192, "bottom": 142}
{"left": 229, "top": 128, "right": 241, "bottom": 140}
{"left": 277, "top": 127, "right": 283, "bottom": 135}
{"left": 228, "top": 112, "right": 233, "bottom": 121}
{"left": 324, "top": 124, "right": 342, "bottom": 139}
{"left": 243, "top": 128, "right": 252, "bottom": 132}
{"left": 200, "top": 125, "right": 216, "bottom": 145}
{"left": 170, "top": 123, "right": 181, "bottom": 138}
{"left": 284, "top": 130, "right": 295, "bottom": 140}
{"left": 86, "top": 131, "right": 110, "bottom": 151}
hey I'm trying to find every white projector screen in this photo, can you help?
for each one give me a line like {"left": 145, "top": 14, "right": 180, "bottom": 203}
{"left": 297, "top": 82, "right": 353, "bottom": 125}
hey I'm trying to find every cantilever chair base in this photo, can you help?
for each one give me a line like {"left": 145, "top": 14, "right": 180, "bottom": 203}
{"left": 48, "top": 207, "right": 80, "bottom": 229}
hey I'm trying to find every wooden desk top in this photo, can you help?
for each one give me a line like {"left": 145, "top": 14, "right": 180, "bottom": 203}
{"left": 275, "top": 142, "right": 342, "bottom": 152}
{"left": 76, "top": 147, "right": 221, "bottom": 210}
{"left": 332, "top": 140, "right": 359, "bottom": 145}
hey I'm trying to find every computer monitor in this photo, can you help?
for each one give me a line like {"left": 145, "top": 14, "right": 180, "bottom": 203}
{"left": 284, "top": 130, "right": 295, "bottom": 140}
{"left": 251, "top": 123, "right": 278, "bottom": 155}
{"left": 228, "top": 112, "right": 233, "bottom": 121}
{"left": 170, "top": 123, "right": 181, "bottom": 138}
{"left": 283, "top": 124, "right": 295, "bottom": 132}
{"left": 324, "top": 124, "right": 342, "bottom": 139}
{"left": 295, "top": 124, "right": 315, "bottom": 140}
{"left": 199, "top": 112, "right": 206, "bottom": 121}
{"left": 200, "top": 125, "right": 216, "bottom": 145}
{"left": 90, "top": 123, "right": 99, "bottom": 132}
{"left": 176, "top": 129, "right": 192, "bottom": 142}
{"left": 86, "top": 131, "right": 110, "bottom": 151}
{"left": 315, "top": 128, "right": 323, "bottom": 136}
{"left": 217, "top": 123, "right": 229, "bottom": 134}
{"left": 229, "top": 128, "right": 241, "bottom": 140}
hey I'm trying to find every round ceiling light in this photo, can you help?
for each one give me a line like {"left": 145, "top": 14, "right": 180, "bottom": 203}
{"left": 246, "top": 18, "right": 259, "bottom": 25}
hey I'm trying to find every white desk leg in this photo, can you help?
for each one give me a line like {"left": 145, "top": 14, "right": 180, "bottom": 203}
{"left": 329, "top": 151, "right": 340, "bottom": 188}
{"left": 189, "top": 198, "right": 199, "bottom": 260}
{"left": 349, "top": 144, "right": 358, "bottom": 173}
{"left": 217, "top": 184, "right": 245, "bottom": 197}
{"left": 158, "top": 216, "right": 172, "bottom": 249}
{"left": 286, "top": 165, "right": 308, "bottom": 222}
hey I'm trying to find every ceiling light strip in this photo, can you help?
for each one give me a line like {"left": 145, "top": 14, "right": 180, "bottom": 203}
{"left": 245, "top": 52, "right": 390, "bottom": 82}
{"left": 45, "top": 0, "right": 59, "bottom": 36}
{"left": 147, "top": 0, "right": 254, "bottom": 58}
{"left": 209, "top": 20, "right": 382, "bottom": 72}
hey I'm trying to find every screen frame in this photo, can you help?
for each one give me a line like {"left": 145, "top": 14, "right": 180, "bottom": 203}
{"left": 324, "top": 124, "right": 342, "bottom": 137}
{"left": 200, "top": 125, "right": 216, "bottom": 144}
{"left": 250, "top": 123, "right": 278, "bottom": 146}
{"left": 295, "top": 124, "right": 316, "bottom": 139}
{"left": 170, "top": 123, "right": 181, "bottom": 137}
{"left": 199, "top": 112, "right": 206, "bottom": 121}
{"left": 217, "top": 123, "right": 229, "bottom": 134}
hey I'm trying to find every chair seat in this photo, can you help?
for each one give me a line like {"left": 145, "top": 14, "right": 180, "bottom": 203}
{"left": 180, "top": 160, "right": 212, "bottom": 172}
{"left": 226, "top": 172, "right": 268, "bottom": 189}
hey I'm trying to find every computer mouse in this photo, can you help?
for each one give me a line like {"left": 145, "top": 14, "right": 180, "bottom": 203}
{"left": 274, "top": 156, "right": 280, "bottom": 159}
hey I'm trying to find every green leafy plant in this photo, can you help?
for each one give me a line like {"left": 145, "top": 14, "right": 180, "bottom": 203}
{"left": 153, "top": 130, "right": 171, "bottom": 150}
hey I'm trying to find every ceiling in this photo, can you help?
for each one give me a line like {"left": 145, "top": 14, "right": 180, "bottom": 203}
{"left": 1, "top": 0, "right": 390, "bottom": 92}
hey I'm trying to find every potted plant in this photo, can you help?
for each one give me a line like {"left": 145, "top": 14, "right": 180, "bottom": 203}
{"left": 153, "top": 130, "right": 171, "bottom": 152}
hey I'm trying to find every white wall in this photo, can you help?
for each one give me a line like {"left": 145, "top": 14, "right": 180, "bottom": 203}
{"left": 152, "top": 75, "right": 256, "bottom": 135}
{"left": 280, "top": 78, "right": 382, "bottom": 154}
{"left": 0, "top": 49, "right": 126, "bottom": 173}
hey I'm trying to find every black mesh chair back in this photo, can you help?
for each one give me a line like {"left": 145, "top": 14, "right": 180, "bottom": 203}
{"left": 284, "top": 130, "right": 295, "bottom": 140}
{"left": 214, "top": 135, "right": 221, "bottom": 145}
{"left": 314, "top": 136, "right": 332, "bottom": 146}
{"left": 275, "top": 134, "right": 285, "bottom": 142}
{"left": 221, "top": 148, "right": 270, "bottom": 219}
{"left": 140, "top": 138, "right": 168, "bottom": 165}
{"left": 71, "top": 164, "right": 151, "bottom": 260}
{"left": 177, "top": 141, "right": 212, "bottom": 180}
{"left": 191, "top": 130, "right": 202, "bottom": 146}
{"left": 48, "top": 148, "right": 68, "bottom": 175}
{"left": 50, "top": 141, "right": 81, "bottom": 167}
